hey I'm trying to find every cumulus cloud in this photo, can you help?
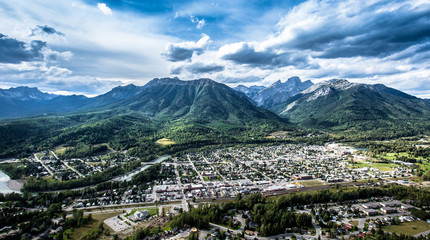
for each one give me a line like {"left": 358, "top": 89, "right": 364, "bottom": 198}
{"left": 31, "top": 25, "right": 64, "bottom": 36}
{"left": 198, "top": 0, "right": 430, "bottom": 96}
{"left": 43, "top": 48, "right": 73, "bottom": 62}
{"left": 215, "top": 0, "right": 430, "bottom": 70}
{"left": 219, "top": 42, "right": 318, "bottom": 69}
{"left": 0, "top": 61, "right": 121, "bottom": 95}
{"left": 97, "top": 3, "right": 112, "bottom": 15}
{"left": 264, "top": 0, "right": 430, "bottom": 59}
{"left": 162, "top": 34, "right": 211, "bottom": 62}
{"left": 0, "top": 34, "right": 46, "bottom": 64}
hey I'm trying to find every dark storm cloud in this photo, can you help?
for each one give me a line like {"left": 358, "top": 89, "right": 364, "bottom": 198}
{"left": 0, "top": 34, "right": 46, "bottom": 63}
{"left": 284, "top": 1, "right": 430, "bottom": 59}
{"left": 31, "top": 25, "right": 65, "bottom": 36}
{"left": 222, "top": 43, "right": 318, "bottom": 69}
{"left": 163, "top": 45, "right": 196, "bottom": 62}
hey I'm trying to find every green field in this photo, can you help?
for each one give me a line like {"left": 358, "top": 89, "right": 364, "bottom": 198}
{"left": 155, "top": 138, "right": 176, "bottom": 146}
{"left": 372, "top": 163, "right": 398, "bottom": 171}
{"left": 69, "top": 212, "right": 120, "bottom": 239}
{"left": 349, "top": 220, "right": 359, "bottom": 227}
{"left": 378, "top": 152, "right": 427, "bottom": 161}
{"left": 383, "top": 221, "right": 430, "bottom": 236}
{"left": 348, "top": 161, "right": 398, "bottom": 172}
{"left": 300, "top": 180, "right": 325, "bottom": 187}
{"left": 54, "top": 146, "right": 67, "bottom": 155}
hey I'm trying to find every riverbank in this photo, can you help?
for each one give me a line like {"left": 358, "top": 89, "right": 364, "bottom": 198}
{"left": 7, "top": 179, "right": 23, "bottom": 192}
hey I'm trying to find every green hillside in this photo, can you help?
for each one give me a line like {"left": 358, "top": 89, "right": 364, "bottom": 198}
{"left": 0, "top": 78, "right": 292, "bottom": 158}
{"left": 274, "top": 79, "right": 430, "bottom": 130}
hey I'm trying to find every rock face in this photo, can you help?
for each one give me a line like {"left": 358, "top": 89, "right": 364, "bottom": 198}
{"left": 233, "top": 85, "right": 265, "bottom": 99}
{"left": 251, "top": 76, "right": 313, "bottom": 109}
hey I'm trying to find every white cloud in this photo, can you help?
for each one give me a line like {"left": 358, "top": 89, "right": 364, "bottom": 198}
{"left": 196, "top": 19, "right": 206, "bottom": 29}
{"left": 163, "top": 34, "right": 211, "bottom": 62}
{"left": 190, "top": 16, "right": 206, "bottom": 29}
{"left": 97, "top": 3, "right": 112, "bottom": 16}
{"left": 168, "top": 0, "right": 430, "bottom": 98}
{"left": 0, "top": 0, "right": 174, "bottom": 94}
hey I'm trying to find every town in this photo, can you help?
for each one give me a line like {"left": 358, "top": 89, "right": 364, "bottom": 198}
{"left": 1, "top": 142, "right": 428, "bottom": 239}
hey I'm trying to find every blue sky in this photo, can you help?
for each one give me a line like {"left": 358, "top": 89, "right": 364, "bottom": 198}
{"left": 0, "top": 0, "right": 429, "bottom": 97}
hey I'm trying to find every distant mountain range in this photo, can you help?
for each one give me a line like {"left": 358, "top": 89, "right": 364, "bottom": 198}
{"left": 0, "top": 84, "right": 143, "bottom": 119}
{"left": 271, "top": 79, "right": 430, "bottom": 128}
{"left": 234, "top": 76, "right": 313, "bottom": 109}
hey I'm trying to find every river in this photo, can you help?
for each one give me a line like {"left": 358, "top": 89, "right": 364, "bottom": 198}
{"left": 0, "top": 170, "right": 20, "bottom": 194}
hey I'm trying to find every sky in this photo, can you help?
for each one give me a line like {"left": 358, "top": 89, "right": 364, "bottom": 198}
{"left": 0, "top": 0, "right": 429, "bottom": 97}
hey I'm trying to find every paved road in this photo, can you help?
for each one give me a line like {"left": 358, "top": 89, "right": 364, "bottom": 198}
{"left": 187, "top": 155, "right": 205, "bottom": 182}
{"left": 209, "top": 222, "right": 242, "bottom": 235}
{"left": 173, "top": 161, "right": 189, "bottom": 212}
{"left": 63, "top": 161, "right": 84, "bottom": 177}
{"left": 340, "top": 212, "right": 409, "bottom": 230}
{"left": 414, "top": 229, "right": 430, "bottom": 237}
{"left": 65, "top": 200, "right": 182, "bottom": 212}
{"left": 234, "top": 215, "right": 246, "bottom": 232}
{"left": 34, "top": 153, "right": 54, "bottom": 176}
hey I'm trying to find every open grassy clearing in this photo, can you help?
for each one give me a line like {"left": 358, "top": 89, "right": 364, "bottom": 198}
{"left": 371, "top": 163, "right": 397, "bottom": 171}
{"left": 54, "top": 146, "right": 67, "bottom": 155}
{"left": 155, "top": 138, "right": 176, "bottom": 146}
{"left": 69, "top": 212, "right": 120, "bottom": 239}
{"left": 300, "top": 180, "right": 325, "bottom": 187}
{"left": 348, "top": 160, "right": 398, "bottom": 172}
{"left": 382, "top": 220, "right": 430, "bottom": 236}
{"left": 349, "top": 220, "right": 359, "bottom": 227}
{"left": 378, "top": 152, "right": 427, "bottom": 161}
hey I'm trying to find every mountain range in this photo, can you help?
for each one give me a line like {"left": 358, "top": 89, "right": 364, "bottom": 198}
{"left": 0, "top": 78, "right": 291, "bottom": 158}
{"left": 235, "top": 76, "right": 314, "bottom": 109}
{"left": 2, "top": 77, "right": 430, "bottom": 129}
{"left": 271, "top": 79, "right": 430, "bottom": 129}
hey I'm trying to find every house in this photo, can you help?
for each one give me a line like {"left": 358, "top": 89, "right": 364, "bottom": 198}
{"left": 134, "top": 210, "right": 149, "bottom": 220}
{"left": 362, "top": 203, "right": 380, "bottom": 209}
{"left": 401, "top": 204, "right": 415, "bottom": 211}
{"left": 381, "top": 207, "right": 397, "bottom": 214}
{"left": 380, "top": 201, "right": 401, "bottom": 207}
